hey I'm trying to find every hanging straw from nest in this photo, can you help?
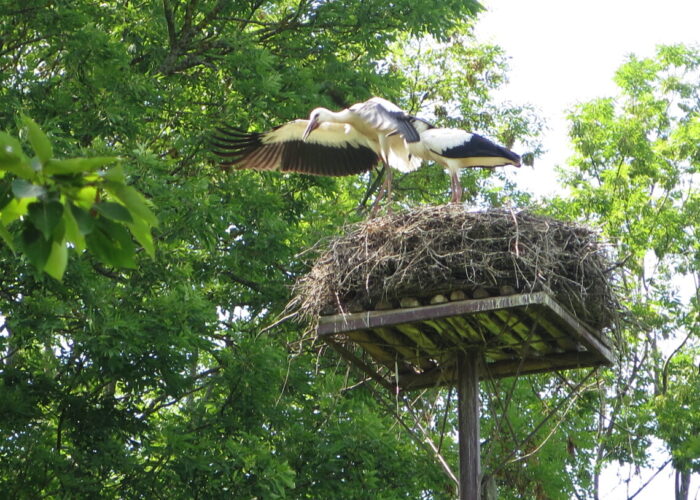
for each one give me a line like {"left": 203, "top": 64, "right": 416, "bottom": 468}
{"left": 289, "top": 206, "right": 620, "bottom": 333}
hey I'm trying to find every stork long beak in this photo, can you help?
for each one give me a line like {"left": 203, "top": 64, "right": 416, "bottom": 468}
{"left": 302, "top": 117, "right": 320, "bottom": 141}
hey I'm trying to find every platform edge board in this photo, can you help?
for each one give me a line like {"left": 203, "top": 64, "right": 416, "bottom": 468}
{"left": 317, "top": 293, "right": 550, "bottom": 335}
{"left": 537, "top": 294, "right": 614, "bottom": 363}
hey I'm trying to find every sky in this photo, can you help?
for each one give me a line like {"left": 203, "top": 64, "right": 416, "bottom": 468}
{"left": 476, "top": 0, "right": 700, "bottom": 198}
{"left": 475, "top": 0, "right": 700, "bottom": 498}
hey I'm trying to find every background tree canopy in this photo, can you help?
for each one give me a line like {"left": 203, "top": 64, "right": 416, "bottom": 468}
{"left": 0, "top": 1, "right": 697, "bottom": 499}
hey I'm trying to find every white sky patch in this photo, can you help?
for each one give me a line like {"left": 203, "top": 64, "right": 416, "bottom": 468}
{"left": 475, "top": 0, "right": 700, "bottom": 199}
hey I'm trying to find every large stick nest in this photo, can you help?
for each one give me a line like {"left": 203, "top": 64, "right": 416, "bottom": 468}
{"left": 291, "top": 206, "right": 620, "bottom": 332}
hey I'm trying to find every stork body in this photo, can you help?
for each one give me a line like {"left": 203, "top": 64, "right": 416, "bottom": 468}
{"left": 408, "top": 121, "right": 521, "bottom": 203}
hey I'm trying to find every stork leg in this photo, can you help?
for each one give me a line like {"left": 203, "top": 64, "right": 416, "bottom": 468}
{"left": 451, "top": 171, "right": 463, "bottom": 204}
{"left": 384, "top": 166, "right": 393, "bottom": 211}
{"left": 369, "top": 164, "right": 392, "bottom": 217}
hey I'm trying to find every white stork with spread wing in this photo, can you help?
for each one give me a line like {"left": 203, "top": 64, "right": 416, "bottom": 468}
{"left": 302, "top": 97, "right": 422, "bottom": 173}
{"left": 213, "top": 97, "right": 423, "bottom": 211}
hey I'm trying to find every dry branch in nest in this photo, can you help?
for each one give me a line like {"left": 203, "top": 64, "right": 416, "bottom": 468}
{"left": 290, "top": 206, "right": 620, "bottom": 333}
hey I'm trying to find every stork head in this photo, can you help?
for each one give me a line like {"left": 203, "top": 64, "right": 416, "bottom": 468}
{"left": 302, "top": 109, "right": 324, "bottom": 141}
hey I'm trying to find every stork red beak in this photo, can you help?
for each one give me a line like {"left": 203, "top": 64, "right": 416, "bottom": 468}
{"left": 302, "top": 117, "right": 320, "bottom": 141}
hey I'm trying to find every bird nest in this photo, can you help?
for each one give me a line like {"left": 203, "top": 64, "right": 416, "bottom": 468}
{"left": 290, "top": 206, "right": 620, "bottom": 333}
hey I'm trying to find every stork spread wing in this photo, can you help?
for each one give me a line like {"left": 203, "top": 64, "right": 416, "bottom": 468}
{"left": 212, "top": 120, "right": 380, "bottom": 177}
{"left": 351, "top": 98, "right": 421, "bottom": 143}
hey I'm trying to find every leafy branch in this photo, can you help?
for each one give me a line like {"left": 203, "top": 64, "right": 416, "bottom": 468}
{"left": 0, "top": 116, "right": 158, "bottom": 279}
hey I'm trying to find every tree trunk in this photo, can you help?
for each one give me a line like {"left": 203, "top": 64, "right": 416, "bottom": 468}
{"left": 675, "top": 469, "right": 690, "bottom": 500}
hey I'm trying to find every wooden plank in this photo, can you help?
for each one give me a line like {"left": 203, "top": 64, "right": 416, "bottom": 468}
{"left": 517, "top": 306, "right": 578, "bottom": 351}
{"left": 423, "top": 318, "right": 465, "bottom": 347}
{"left": 399, "top": 351, "right": 607, "bottom": 391}
{"left": 444, "top": 314, "right": 484, "bottom": 343}
{"left": 346, "top": 330, "right": 397, "bottom": 367}
{"left": 490, "top": 310, "right": 550, "bottom": 353}
{"left": 393, "top": 322, "right": 441, "bottom": 356}
{"left": 457, "top": 350, "right": 480, "bottom": 500}
{"left": 538, "top": 294, "right": 614, "bottom": 363}
{"left": 473, "top": 311, "right": 533, "bottom": 357}
{"left": 474, "top": 312, "right": 531, "bottom": 353}
{"left": 373, "top": 326, "right": 432, "bottom": 369}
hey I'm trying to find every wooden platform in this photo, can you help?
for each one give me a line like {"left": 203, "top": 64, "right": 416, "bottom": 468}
{"left": 317, "top": 292, "right": 614, "bottom": 391}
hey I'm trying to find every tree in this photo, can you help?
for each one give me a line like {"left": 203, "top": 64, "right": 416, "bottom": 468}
{"left": 0, "top": 1, "right": 541, "bottom": 498}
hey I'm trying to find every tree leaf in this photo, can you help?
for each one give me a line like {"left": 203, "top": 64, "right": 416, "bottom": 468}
{"left": 94, "top": 201, "right": 133, "bottom": 223}
{"left": 12, "top": 178, "right": 46, "bottom": 199}
{"left": 101, "top": 164, "right": 126, "bottom": 183}
{"left": 127, "top": 216, "right": 155, "bottom": 257}
{"left": 63, "top": 204, "right": 86, "bottom": 252}
{"left": 0, "top": 223, "right": 15, "bottom": 252}
{"left": 105, "top": 182, "right": 158, "bottom": 227}
{"left": 44, "top": 239, "right": 68, "bottom": 280}
{"left": 0, "top": 132, "right": 33, "bottom": 178}
{"left": 74, "top": 186, "right": 98, "bottom": 207}
{"left": 20, "top": 224, "right": 51, "bottom": 270}
{"left": 85, "top": 218, "right": 136, "bottom": 268}
{"left": 0, "top": 197, "right": 31, "bottom": 225}
{"left": 27, "top": 200, "right": 64, "bottom": 240}
{"left": 44, "top": 156, "right": 118, "bottom": 175}
{"left": 69, "top": 203, "right": 95, "bottom": 235}
{"left": 21, "top": 115, "right": 53, "bottom": 164}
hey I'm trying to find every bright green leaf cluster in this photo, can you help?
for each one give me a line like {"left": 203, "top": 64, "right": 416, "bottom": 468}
{"left": 0, "top": 116, "right": 157, "bottom": 279}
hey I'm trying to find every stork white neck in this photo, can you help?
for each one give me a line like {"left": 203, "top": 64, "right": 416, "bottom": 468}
{"left": 307, "top": 107, "right": 378, "bottom": 139}
{"left": 309, "top": 107, "right": 355, "bottom": 125}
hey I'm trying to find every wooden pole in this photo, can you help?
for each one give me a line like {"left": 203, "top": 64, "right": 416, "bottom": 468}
{"left": 457, "top": 350, "right": 480, "bottom": 500}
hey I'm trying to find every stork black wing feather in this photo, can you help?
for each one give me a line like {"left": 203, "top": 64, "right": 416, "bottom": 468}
{"left": 212, "top": 122, "right": 380, "bottom": 176}
{"left": 387, "top": 111, "right": 421, "bottom": 143}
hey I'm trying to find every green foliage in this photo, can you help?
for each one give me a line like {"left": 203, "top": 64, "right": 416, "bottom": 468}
{"left": 0, "top": 117, "right": 157, "bottom": 279}
{"left": 0, "top": 0, "right": 543, "bottom": 498}
{"left": 545, "top": 44, "right": 700, "bottom": 497}
{"left": 654, "top": 351, "right": 700, "bottom": 472}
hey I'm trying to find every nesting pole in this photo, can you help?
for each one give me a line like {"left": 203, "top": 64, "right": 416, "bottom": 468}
{"left": 457, "top": 350, "right": 480, "bottom": 500}
{"left": 292, "top": 207, "right": 619, "bottom": 498}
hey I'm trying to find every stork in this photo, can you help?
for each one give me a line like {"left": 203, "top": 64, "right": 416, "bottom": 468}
{"left": 302, "top": 97, "right": 424, "bottom": 208}
{"left": 213, "top": 97, "right": 422, "bottom": 211}
{"left": 407, "top": 119, "right": 522, "bottom": 203}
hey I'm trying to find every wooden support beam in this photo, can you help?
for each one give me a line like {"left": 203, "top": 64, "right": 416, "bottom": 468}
{"left": 324, "top": 339, "right": 396, "bottom": 393}
{"left": 399, "top": 351, "right": 605, "bottom": 391}
{"left": 457, "top": 350, "right": 480, "bottom": 500}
